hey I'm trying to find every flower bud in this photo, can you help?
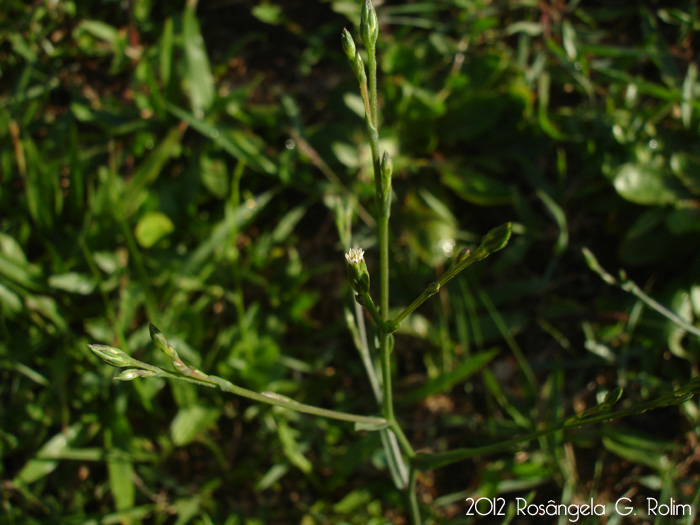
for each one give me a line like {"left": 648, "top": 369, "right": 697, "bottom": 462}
{"left": 115, "top": 369, "right": 138, "bottom": 381}
{"left": 381, "top": 151, "right": 392, "bottom": 186}
{"left": 172, "top": 360, "right": 189, "bottom": 374}
{"left": 345, "top": 248, "right": 370, "bottom": 295}
{"left": 115, "top": 369, "right": 157, "bottom": 381}
{"left": 89, "top": 344, "right": 133, "bottom": 368}
{"left": 341, "top": 28, "right": 356, "bottom": 62}
{"left": 479, "top": 222, "right": 512, "bottom": 254}
{"left": 360, "top": 0, "right": 379, "bottom": 49}
{"left": 455, "top": 247, "right": 471, "bottom": 263}
{"left": 149, "top": 323, "right": 179, "bottom": 361}
{"left": 426, "top": 281, "right": 440, "bottom": 297}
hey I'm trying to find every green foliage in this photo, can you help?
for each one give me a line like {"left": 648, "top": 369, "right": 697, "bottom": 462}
{"left": 1, "top": 0, "right": 699, "bottom": 523}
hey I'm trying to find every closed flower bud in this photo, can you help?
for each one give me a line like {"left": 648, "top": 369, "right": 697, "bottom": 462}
{"left": 426, "top": 281, "right": 440, "bottom": 297}
{"left": 88, "top": 344, "right": 133, "bottom": 368}
{"left": 341, "top": 28, "right": 356, "bottom": 61}
{"left": 380, "top": 151, "right": 392, "bottom": 174}
{"left": 360, "top": 0, "right": 379, "bottom": 49}
{"left": 115, "top": 369, "right": 140, "bottom": 381}
{"left": 479, "top": 222, "right": 512, "bottom": 254}
{"left": 381, "top": 151, "right": 392, "bottom": 184}
{"left": 149, "top": 323, "right": 179, "bottom": 361}
{"left": 115, "top": 369, "right": 157, "bottom": 381}
{"left": 456, "top": 247, "right": 471, "bottom": 263}
{"left": 345, "top": 248, "right": 370, "bottom": 295}
{"left": 172, "top": 360, "right": 189, "bottom": 374}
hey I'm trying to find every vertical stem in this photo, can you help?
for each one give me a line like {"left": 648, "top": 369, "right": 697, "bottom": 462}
{"left": 390, "top": 420, "right": 414, "bottom": 460}
{"left": 379, "top": 214, "right": 390, "bottom": 318}
{"left": 367, "top": 51, "right": 379, "bottom": 130}
{"left": 380, "top": 331, "right": 393, "bottom": 420}
{"left": 356, "top": 9, "right": 421, "bottom": 521}
{"left": 365, "top": 38, "right": 393, "bottom": 426}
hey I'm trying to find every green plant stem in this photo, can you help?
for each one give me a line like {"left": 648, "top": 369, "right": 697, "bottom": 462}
{"left": 359, "top": 81, "right": 373, "bottom": 127}
{"left": 380, "top": 429, "right": 409, "bottom": 488}
{"left": 354, "top": 300, "right": 409, "bottom": 489}
{"left": 380, "top": 333, "right": 394, "bottom": 421}
{"left": 621, "top": 279, "right": 700, "bottom": 338}
{"left": 583, "top": 247, "right": 700, "bottom": 339}
{"left": 364, "top": 28, "right": 421, "bottom": 524}
{"left": 209, "top": 375, "right": 387, "bottom": 426}
{"left": 378, "top": 214, "right": 390, "bottom": 318}
{"left": 393, "top": 248, "right": 488, "bottom": 326}
{"left": 113, "top": 355, "right": 387, "bottom": 426}
{"left": 364, "top": 38, "right": 395, "bottom": 436}
{"left": 350, "top": 13, "right": 420, "bottom": 521}
{"left": 359, "top": 291, "right": 384, "bottom": 329}
{"left": 390, "top": 420, "right": 414, "bottom": 459}
{"left": 412, "top": 376, "right": 700, "bottom": 470}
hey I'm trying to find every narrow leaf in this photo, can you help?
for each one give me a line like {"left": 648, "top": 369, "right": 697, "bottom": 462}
{"left": 402, "top": 349, "right": 499, "bottom": 404}
{"left": 183, "top": 4, "right": 214, "bottom": 117}
{"left": 14, "top": 423, "right": 83, "bottom": 484}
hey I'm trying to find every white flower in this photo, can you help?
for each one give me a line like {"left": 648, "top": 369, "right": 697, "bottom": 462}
{"left": 344, "top": 248, "right": 369, "bottom": 294}
{"left": 345, "top": 248, "right": 365, "bottom": 265}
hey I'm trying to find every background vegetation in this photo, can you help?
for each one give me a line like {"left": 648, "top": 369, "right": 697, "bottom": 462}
{"left": 1, "top": 0, "right": 699, "bottom": 523}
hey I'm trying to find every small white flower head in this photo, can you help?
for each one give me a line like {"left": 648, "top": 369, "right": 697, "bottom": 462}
{"left": 345, "top": 247, "right": 365, "bottom": 265}
{"left": 345, "top": 248, "right": 370, "bottom": 294}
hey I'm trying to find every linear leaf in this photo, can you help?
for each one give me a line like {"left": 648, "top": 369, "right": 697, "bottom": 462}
{"left": 14, "top": 423, "right": 83, "bottom": 484}
{"left": 166, "top": 103, "right": 277, "bottom": 175}
{"left": 401, "top": 349, "right": 499, "bottom": 404}
{"left": 183, "top": 3, "right": 214, "bottom": 117}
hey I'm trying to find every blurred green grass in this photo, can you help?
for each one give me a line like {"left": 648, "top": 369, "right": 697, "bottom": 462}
{"left": 1, "top": 0, "right": 699, "bottom": 523}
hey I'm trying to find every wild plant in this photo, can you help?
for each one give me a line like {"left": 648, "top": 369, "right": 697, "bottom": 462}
{"left": 89, "top": 1, "right": 700, "bottom": 522}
